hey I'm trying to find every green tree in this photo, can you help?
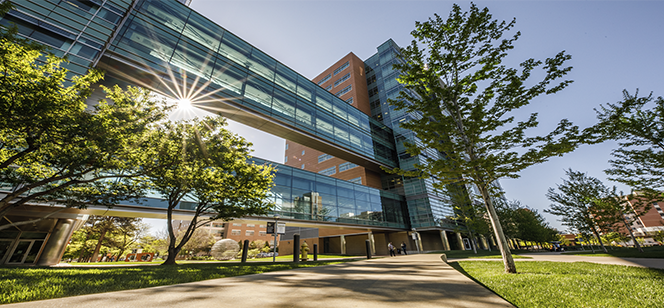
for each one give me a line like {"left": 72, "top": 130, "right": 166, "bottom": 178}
{"left": 545, "top": 170, "right": 609, "bottom": 253}
{"left": 105, "top": 218, "right": 148, "bottom": 260}
{"left": 143, "top": 116, "right": 274, "bottom": 265}
{"left": 388, "top": 3, "right": 578, "bottom": 273}
{"left": 588, "top": 90, "right": 664, "bottom": 190}
{"left": 592, "top": 189, "right": 656, "bottom": 253}
{"left": 652, "top": 230, "right": 664, "bottom": 244}
{"left": 0, "top": 35, "right": 168, "bottom": 227}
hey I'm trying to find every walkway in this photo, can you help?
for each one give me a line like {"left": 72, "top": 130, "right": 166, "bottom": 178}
{"left": 5, "top": 254, "right": 514, "bottom": 308}
{"left": 448, "top": 252, "right": 664, "bottom": 270}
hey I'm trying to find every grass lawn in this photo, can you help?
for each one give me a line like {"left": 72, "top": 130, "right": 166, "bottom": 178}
{"left": 562, "top": 245, "right": 664, "bottom": 258}
{"left": 451, "top": 261, "right": 664, "bottom": 308}
{"left": 0, "top": 261, "right": 347, "bottom": 304}
{"left": 440, "top": 250, "right": 532, "bottom": 259}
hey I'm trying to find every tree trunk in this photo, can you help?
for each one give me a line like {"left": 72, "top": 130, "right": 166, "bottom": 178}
{"left": 622, "top": 215, "right": 643, "bottom": 253}
{"left": 90, "top": 227, "right": 108, "bottom": 262}
{"left": 478, "top": 183, "right": 516, "bottom": 273}
{"left": 466, "top": 225, "right": 477, "bottom": 254}
{"left": 162, "top": 247, "right": 181, "bottom": 265}
{"left": 590, "top": 226, "right": 608, "bottom": 253}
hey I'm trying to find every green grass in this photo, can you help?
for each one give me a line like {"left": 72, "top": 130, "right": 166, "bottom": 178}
{"left": 439, "top": 250, "right": 532, "bottom": 259}
{"left": 451, "top": 261, "right": 664, "bottom": 308}
{"left": 562, "top": 245, "right": 664, "bottom": 258}
{"left": 0, "top": 261, "right": 347, "bottom": 304}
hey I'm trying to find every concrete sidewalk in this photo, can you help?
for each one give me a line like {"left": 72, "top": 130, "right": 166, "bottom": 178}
{"left": 449, "top": 252, "right": 664, "bottom": 270}
{"left": 5, "top": 254, "right": 513, "bottom": 308}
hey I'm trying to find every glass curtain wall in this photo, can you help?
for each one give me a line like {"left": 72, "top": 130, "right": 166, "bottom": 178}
{"left": 106, "top": 0, "right": 397, "bottom": 167}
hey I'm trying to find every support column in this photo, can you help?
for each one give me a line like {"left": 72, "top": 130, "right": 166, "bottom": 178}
{"left": 480, "top": 235, "right": 489, "bottom": 250}
{"left": 340, "top": 235, "right": 346, "bottom": 255}
{"left": 368, "top": 233, "right": 375, "bottom": 254}
{"left": 456, "top": 232, "right": 464, "bottom": 250}
{"left": 36, "top": 218, "right": 76, "bottom": 266}
{"left": 440, "top": 230, "right": 451, "bottom": 251}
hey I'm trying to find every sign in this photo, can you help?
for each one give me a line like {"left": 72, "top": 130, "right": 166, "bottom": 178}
{"left": 266, "top": 222, "right": 286, "bottom": 234}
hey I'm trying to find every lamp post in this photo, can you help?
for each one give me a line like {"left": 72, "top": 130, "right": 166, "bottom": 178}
{"left": 272, "top": 214, "right": 280, "bottom": 263}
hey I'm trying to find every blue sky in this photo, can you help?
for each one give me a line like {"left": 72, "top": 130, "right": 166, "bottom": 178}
{"left": 149, "top": 0, "right": 664, "bottom": 233}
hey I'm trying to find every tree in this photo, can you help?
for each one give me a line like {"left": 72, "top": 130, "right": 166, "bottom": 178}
{"left": 592, "top": 189, "right": 656, "bottom": 253}
{"left": 0, "top": 33, "right": 169, "bottom": 227}
{"left": 105, "top": 218, "right": 149, "bottom": 260}
{"left": 144, "top": 116, "right": 274, "bottom": 265}
{"left": 388, "top": 3, "right": 578, "bottom": 273}
{"left": 652, "top": 230, "right": 664, "bottom": 244}
{"left": 588, "top": 90, "right": 664, "bottom": 190}
{"left": 545, "top": 170, "right": 609, "bottom": 253}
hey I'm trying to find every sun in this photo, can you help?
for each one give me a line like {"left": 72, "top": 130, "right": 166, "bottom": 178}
{"left": 178, "top": 98, "right": 193, "bottom": 109}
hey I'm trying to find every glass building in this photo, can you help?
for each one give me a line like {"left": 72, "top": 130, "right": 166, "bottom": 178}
{"left": 0, "top": 0, "right": 473, "bottom": 265}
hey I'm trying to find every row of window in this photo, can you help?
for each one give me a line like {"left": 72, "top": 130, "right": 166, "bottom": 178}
{"left": 345, "top": 97, "right": 354, "bottom": 105}
{"left": 230, "top": 230, "right": 268, "bottom": 236}
{"left": 335, "top": 85, "right": 352, "bottom": 97}
{"left": 318, "top": 154, "right": 334, "bottom": 163}
{"left": 333, "top": 61, "right": 350, "bottom": 75}
{"left": 317, "top": 162, "right": 359, "bottom": 176}
{"left": 339, "top": 162, "right": 359, "bottom": 172}
{"left": 319, "top": 166, "right": 336, "bottom": 176}
{"left": 317, "top": 74, "right": 331, "bottom": 85}
{"left": 334, "top": 73, "right": 351, "bottom": 87}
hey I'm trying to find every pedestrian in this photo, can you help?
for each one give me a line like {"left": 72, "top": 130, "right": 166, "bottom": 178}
{"left": 388, "top": 242, "right": 396, "bottom": 257}
{"left": 401, "top": 241, "right": 407, "bottom": 255}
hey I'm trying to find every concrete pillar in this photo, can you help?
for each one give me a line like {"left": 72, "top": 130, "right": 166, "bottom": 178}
{"left": 37, "top": 218, "right": 75, "bottom": 266}
{"left": 440, "top": 230, "right": 451, "bottom": 251}
{"left": 368, "top": 233, "right": 375, "bottom": 254}
{"left": 340, "top": 235, "right": 346, "bottom": 255}
{"left": 456, "top": 232, "right": 464, "bottom": 250}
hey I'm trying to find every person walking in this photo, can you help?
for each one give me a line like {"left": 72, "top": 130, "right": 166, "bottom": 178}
{"left": 388, "top": 242, "right": 396, "bottom": 257}
{"left": 401, "top": 241, "right": 407, "bottom": 255}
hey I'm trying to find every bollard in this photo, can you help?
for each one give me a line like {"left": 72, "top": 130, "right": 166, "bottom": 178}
{"left": 365, "top": 239, "right": 372, "bottom": 259}
{"left": 293, "top": 234, "right": 300, "bottom": 263}
{"left": 313, "top": 243, "right": 318, "bottom": 261}
{"left": 241, "top": 239, "right": 249, "bottom": 263}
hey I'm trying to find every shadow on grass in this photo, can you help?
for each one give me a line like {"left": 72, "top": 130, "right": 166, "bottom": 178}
{"left": 448, "top": 261, "right": 517, "bottom": 307}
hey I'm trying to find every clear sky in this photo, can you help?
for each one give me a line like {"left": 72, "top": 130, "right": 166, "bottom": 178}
{"left": 157, "top": 0, "right": 664, "bottom": 233}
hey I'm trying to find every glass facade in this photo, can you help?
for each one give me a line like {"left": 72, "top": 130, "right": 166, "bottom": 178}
{"left": 0, "top": 0, "right": 131, "bottom": 78}
{"left": 253, "top": 158, "right": 407, "bottom": 228}
{"left": 364, "top": 39, "right": 457, "bottom": 229}
{"left": 102, "top": 0, "right": 397, "bottom": 168}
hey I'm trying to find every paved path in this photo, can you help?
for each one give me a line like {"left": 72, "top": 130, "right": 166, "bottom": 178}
{"left": 6, "top": 254, "right": 514, "bottom": 308}
{"left": 449, "top": 252, "right": 664, "bottom": 270}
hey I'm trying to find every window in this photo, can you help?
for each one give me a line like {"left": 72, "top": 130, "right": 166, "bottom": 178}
{"left": 325, "top": 85, "right": 332, "bottom": 91}
{"left": 259, "top": 225, "right": 266, "bottom": 228}
{"left": 317, "top": 74, "right": 331, "bottom": 85}
{"left": 339, "top": 162, "right": 358, "bottom": 172}
{"left": 302, "top": 150, "right": 305, "bottom": 155}
{"left": 334, "top": 73, "right": 351, "bottom": 87}
{"left": 232, "top": 223, "right": 242, "bottom": 226}
{"left": 231, "top": 230, "right": 241, "bottom": 235}
{"left": 246, "top": 230, "right": 255, "bottom": 236}
{"left": 259, "top": 231, "right": 267, "bottom": 236}
{"left": 349, "top": 177, "right": 362, "bottom": 184}
{"left": 318, "top": 166, "right": 336, "bottom": 176}
{"left": 285, "top": 143, "right": 289, "bottom": 150}
{"left": 301, "top": 164, "right": 305, "bottom": 169}
{"left": 333, "top": 61, "right": 349, "bottom": 75}
{"left": 345, "top": 97, "right": 354, "bottom": 105}
{"left": 285, "top": 156, "right": 288, "bottom": 162}
{"left": 318, "top": 154, "right": 334, "bottom": 163}
{"left": 247, "top": 224, "right": 255, "bottom": 227}
{"left": 335, "top": 85, "right": 352, "bottom": 97}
